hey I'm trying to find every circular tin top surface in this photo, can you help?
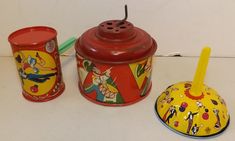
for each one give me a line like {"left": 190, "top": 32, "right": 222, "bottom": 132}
{"left": 8, "top": 26, "right": 57, "bottom": 46}
{"left": 75, "top": 20, "right": 157, "bottom": 64}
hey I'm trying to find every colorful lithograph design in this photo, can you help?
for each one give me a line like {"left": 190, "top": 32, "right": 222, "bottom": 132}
{"left": 14, "top": 50, "right": 57, "bottom": 96}
{"left": 76, "top": 54, "right": 153, "bottom": 105}
{"left": 155, "top": 82, "right": 229, "bottom": 137}
{"left": 129, "top": 57, "right": 152, "bottom": 96}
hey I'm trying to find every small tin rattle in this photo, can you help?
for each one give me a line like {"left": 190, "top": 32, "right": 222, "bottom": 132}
{"left": 8, "top": 26, "right": 75, "bottom": 102}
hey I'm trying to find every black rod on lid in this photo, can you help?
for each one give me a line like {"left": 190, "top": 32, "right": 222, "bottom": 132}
{"left": 117, "top": 5, "right": 128, "bottom": 26}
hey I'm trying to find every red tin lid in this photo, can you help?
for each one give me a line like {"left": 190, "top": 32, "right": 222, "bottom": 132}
{"left": 75, "top": 20, "right": 157, "bottom": 64}
{"left": 8, "top": 26, "right": 57, "bottom": 46}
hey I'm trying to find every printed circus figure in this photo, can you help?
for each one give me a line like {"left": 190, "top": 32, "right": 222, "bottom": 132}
{"left": 191, "top": 124, "right": 200, "bottom": 135}
{"left": 15, "top": 52, "right": 55, "bottom": 73}
{"left": 184, "top": 111, "right": 198, "bottom": 134}
{"left": 163, "top": 105, "right": 177, "bottom": 124}
{"left": 160, "top": 91, "right": 174, "bottom": 105}
{"left": 18, "top": 68, "right": 57, "bottom": 84}
{"left": 213, "top": 109, "right": 221, "bottom": 129}
{"left": 83, "top": 60, "right": 124, "bottom": 104}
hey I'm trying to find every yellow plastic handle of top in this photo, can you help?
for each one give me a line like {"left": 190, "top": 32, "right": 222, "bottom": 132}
{"left": 190, "top": 47, "right": 211, "bottom": 96}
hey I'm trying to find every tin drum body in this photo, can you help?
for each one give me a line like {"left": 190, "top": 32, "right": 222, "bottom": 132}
{"left": 75, "top": 20, "right": 157, "bottom": 106}
{"left": 8, "top": 26, "right": 65, "bottom": 102}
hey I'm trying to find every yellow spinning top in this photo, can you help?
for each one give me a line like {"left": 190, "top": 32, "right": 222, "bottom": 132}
{"left": 155, "top": 47, "right": 230, "bottom": 138}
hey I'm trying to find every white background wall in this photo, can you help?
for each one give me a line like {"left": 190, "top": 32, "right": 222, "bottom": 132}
{"left": 1, "top": 0, "right": 235, "bottom": 57}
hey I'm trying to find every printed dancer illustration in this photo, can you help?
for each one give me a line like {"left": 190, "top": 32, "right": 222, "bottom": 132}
{"left": 163, "top": 105, "right": 177, "bottom": 124}
{"left": 185, "top": 111, "right": 198, "bottom": 134}
{"left": 213, "top": 109, "right": 221, "bottom": 129}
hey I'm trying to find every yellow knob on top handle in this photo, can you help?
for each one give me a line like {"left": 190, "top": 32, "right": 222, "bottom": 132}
{"left": 155, "top": 47, "right": 230, "bottom": 138}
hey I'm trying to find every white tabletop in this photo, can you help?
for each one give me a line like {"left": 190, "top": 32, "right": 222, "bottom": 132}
{"left": 0, "top": 56, "right": 234, "bottom": 141}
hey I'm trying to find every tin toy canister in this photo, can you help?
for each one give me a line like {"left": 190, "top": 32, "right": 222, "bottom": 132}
{"left": 8, "top": 26, "right": 65, "bottom": 102}
{"left": 75, "top": 20, "right": 157, "bottom": 106}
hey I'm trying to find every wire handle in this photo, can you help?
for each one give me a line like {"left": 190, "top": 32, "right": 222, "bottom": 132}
{"left": 117, "top": 5, "right": 128, "bottom": 26}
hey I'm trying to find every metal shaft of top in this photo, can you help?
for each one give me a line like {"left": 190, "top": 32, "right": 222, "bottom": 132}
{"left": 117, "top": 5, "right": 128, "bottom": 26}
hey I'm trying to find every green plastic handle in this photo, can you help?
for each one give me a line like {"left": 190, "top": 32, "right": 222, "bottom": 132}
{"left": 59, "top": 37, "right": 76, "bottom": 54}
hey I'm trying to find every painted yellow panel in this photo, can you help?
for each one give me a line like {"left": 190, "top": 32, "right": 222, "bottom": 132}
{"left": 14, "top": 51, "right": 57, "bottom": 96}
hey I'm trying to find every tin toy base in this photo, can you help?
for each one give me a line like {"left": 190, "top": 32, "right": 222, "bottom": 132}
{"left": 22, "top": 83, "right": 65, "bottom": 102}
{"left": 78, "top": 83, "right": 152, "bottom": 107}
